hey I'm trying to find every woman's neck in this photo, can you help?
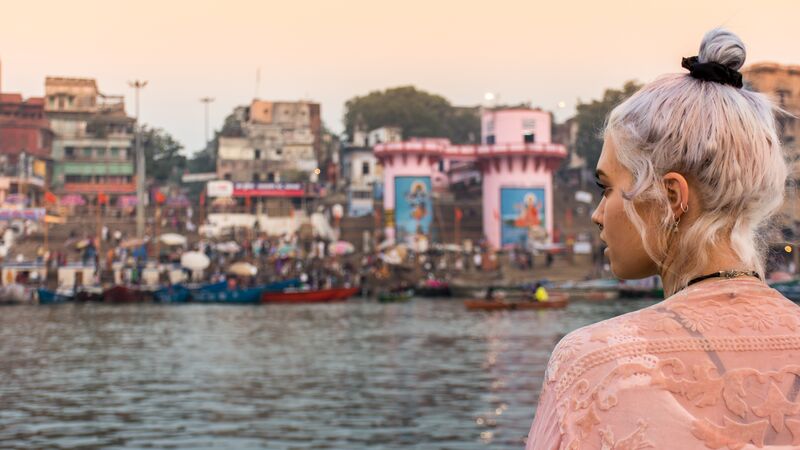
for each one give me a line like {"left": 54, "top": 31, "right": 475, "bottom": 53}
{"left": 661, "top": 245, "right": 754, "bottom": 293}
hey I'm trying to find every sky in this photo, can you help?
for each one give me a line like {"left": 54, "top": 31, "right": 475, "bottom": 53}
{"left": 1, "top": 0, "right": 798, "bottom": 154}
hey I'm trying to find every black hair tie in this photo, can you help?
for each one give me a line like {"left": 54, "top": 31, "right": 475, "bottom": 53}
{"left": 681, "top": 56, "right": 743, "bottom": 88}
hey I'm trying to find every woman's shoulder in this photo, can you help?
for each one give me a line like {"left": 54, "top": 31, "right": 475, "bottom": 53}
{"left": 544, "top": 306, "right": 652, "bottom": 389}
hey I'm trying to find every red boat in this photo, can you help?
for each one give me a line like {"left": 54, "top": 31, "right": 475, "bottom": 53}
{"left": 261, "top": 287, "right": 359, "bottom": 304}
{"left": 102, "top": 285, "right": 151, "bottom": 303}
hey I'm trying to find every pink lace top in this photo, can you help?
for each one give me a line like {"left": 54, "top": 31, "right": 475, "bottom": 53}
{"left": 526, "top": 278, "right": 800, "bottom": 449}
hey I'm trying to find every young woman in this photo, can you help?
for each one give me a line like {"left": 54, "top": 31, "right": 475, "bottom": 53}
{"left": 527, "top": 29, "right": 800, "bottom": 449}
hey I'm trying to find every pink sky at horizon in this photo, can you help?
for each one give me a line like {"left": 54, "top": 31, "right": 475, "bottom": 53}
{"left": 1, "top": 0, "right": 798, "bottom": 154}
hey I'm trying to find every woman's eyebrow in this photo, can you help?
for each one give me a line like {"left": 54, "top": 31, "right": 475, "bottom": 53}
{"left": 595, "top": 169, "right": 609, "bottom": 180}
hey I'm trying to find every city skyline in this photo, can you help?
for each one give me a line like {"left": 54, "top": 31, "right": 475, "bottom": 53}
{"left": 1, "top": 0, "right": 798, "bottom": 154}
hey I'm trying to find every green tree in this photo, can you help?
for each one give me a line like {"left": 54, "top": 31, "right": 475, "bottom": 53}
{"left": 344, "top": 86, "right": 480, "bottom": 144}
{"left": 141, "top": 126, "right": 187, "bottom": 183}
{"left": 574, "top": 81, "right": 642, "bottom": 170}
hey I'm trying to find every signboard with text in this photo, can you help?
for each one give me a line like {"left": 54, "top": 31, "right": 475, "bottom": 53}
{"left": 233, "top": 182, "right": 305, "bottom": 198}
{"left": 206, "top": 180, "right": 234, "bottom": 198}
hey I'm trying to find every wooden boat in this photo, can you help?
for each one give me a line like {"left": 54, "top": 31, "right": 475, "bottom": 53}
{"left": 154, "top": 284, "right": 191, "bottom": 303}
{"left": 377, "top": 289, "right": 414, "bottom": 303}
{"left": 330, "top": 286, "right": 360, "bottom": 300}
{"left": 261, "top": 286, "right": 359, "bottom": 304}
{"left": 0, "top": 284, "right": 34, "bottom": 304}
{"left": 465, "top": 296, "right": 568, "bottom": 311}
{"left": 37, "top": 288, "right": 74, "bottom": 305}
{"left": 192, "top": 279, "right": 300, "bottom": 304}
{"left": 74, "top": 286, "right": 103, "bottom": 302}
{"left": 415, "top": 280, "right": 451, "bottom": 297}
{"left": 102, "top": 285, "right": 150, "bottom": 303}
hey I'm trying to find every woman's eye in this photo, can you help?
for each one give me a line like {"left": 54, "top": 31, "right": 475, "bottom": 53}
{"left": 595, "top": 181, "right": 610, "bottom": 197}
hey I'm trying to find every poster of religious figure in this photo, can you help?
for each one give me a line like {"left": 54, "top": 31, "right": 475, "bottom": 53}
{"left": 394, "top": 176, "right": 433, "bottom": 244}
{"left": 500, "top": 187, "right": 546, "bottom": 247}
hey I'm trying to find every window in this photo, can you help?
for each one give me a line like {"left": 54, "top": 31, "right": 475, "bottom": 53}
{"left": 110, "top": 148, "right": 120, "bottom": 158}
{"left": 362, "top": 161, "right": 370, "bottom": 175}
{"left": 438, "top": 160, "right": 445, "bottom": 172}
{"left": 253, "top": 173, "right": 261, "bottom": 182}
{"left": 96, "top": 148, "right": 106, "bottom": 158}
{"left": 524, "top": 132, "right": 535, "bottom": 143}
{"left": 224, "top": 173, "right": 232, "bottom": 181}
{"left": 82, "top": 148, "right": 93, "bottom": 158}
{"left": 777, "top": 89, "right": 791, "bottom": 107}
{"left": 486, "top": 135, "right": 496, "bottom": 145}
{"left": 267, "top": 172, "right": 275, "bottom": 182}
{"left": 254, "top": 149, "right": 261, "bottom": 160}
{"left": 65, "top": 147, "right": 75, "bottom": 158}
{"left": 276, "top": 148, "right": 283, "bottom": 156}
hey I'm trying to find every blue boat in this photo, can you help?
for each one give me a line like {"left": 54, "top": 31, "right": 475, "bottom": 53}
{"left": 191, "top": 279, "right": 300, "bottom": 304}
{"left": 37, "top": 288, "right": 74, "bottom": 305}
{"left": 154, "top": 284, "right": 192, "bottom": 303}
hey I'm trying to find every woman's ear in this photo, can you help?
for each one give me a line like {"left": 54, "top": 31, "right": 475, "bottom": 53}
{"left": 662, "top": 172, "right": 690, "bottom": 219}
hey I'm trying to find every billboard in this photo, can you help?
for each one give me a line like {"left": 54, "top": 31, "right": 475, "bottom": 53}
{"left": 394, "top": 176, "right": 432, "bottom": 243}
{"left": 206, "top": 180, "right": 234, "bottom": 198}
{"left": 500, "top": 187, "right": 546, "bottom": 247}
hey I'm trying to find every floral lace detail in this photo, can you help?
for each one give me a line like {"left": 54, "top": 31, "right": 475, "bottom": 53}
{"left": 553, "top": 335, "right": 800, "bottom": 398}
{"left": 531, "top": 282, "right": 800, "bottom": 450}
{"left": 599, "top": 420, "right": 653, "bottom": 450}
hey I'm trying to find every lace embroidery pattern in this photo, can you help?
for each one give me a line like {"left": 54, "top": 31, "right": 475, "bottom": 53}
{"left": 554, "top": 335, "right": 800, "bottom": 397}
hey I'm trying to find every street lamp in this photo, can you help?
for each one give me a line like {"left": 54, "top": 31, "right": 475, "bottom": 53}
{"left": 129, "top": 80, "right": 148, "bottom": 239}
{"left": 200, "top": 97, "right": 215, "bottom": 150}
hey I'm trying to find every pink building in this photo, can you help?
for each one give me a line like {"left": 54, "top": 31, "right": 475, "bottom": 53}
{"left": 375, "top": 107, "right": 566, "bottom": 249}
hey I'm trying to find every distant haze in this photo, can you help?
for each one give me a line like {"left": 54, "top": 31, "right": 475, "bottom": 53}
{"left": 1, "top": 0, "right": 798, "bottom": 154}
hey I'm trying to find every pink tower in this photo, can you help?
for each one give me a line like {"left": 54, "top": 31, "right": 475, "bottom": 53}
{"left": 375, "top": 108, "right": 566, "bottom": 249}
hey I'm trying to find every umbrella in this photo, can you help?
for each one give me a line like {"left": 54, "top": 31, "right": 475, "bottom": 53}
{"left": 75, "top": 238, "right": 91, "bottom": 249}
{"left": 60, "top": 194, "right": 86, "bottom": 206}
{"left": 227, "top": 262, "right": 258, "bottom": 277}
{"left": 215, "top": 241, "right": 241, "bottom": 254}
{"left": 328, "top": 240, "right": 355, "bottom": 256}
{"left": 181, "top": 251, "right": 210, "bottom": 270}
{"left": 159, "top": 233, "right": 187, "bottom": 246}
{"left": 120, "top": 237, "right": 148, "bottom": 249}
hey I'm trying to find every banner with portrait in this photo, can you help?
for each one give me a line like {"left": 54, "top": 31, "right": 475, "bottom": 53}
{"left": 394, "top": 176, "right": 432, "bottom": 244}
{"left": 500, "top": 187, "right": 546, "bottom": 247}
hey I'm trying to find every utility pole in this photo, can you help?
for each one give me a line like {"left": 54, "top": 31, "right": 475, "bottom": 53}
{"left": 199, "top": 97, "right": 215, "bottom": 150}
{"left": 129, "top": 80, "right": 148, "bottom": 239}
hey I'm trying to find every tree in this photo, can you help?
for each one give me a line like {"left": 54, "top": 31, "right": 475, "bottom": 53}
{"left": 344, "top": 86, "right": 480, "bottom": 144}
{"left": 141, "top": 126, "right": 187, "bottom": 183}
{"left": 574, "top": 81, "right": 642, "bottom": 170}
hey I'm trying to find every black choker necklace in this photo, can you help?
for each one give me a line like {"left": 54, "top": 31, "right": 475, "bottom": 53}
{"left": 687, "top": 270, "right": 760, "bottom": 286}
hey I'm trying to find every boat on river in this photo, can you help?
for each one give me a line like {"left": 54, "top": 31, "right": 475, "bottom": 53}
{"left": 377, "top": 289, "right": 414, "bottom": 303}
{"left": 464, "top": 295, "right": 568, "bottom": 311}
{"left": 37, "top": 288, "right": 74, "bottom": 305}
{"left": 261, "top": 286, "right": 359, "bottom": 304}
{"left": 192, "top": 279, "right": 300, "bottom": 304}
{"left": 102, "top": 285, "right": 153, "bottom": 303}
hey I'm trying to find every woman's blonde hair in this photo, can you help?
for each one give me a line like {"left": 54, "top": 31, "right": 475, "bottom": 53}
{"left": 605, "top": 28, "right": 788, "bottom": 296}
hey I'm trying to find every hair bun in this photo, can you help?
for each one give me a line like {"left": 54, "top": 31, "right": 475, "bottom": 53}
{"left": 698, "top": 28, "right": 746, "bottom": 71}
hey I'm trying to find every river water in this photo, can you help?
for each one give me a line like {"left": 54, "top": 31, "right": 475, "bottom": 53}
{"left": 0, "top": 297, "right": 658, "bottom": 449}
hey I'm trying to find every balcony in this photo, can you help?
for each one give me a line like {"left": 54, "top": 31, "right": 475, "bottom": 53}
{"left": 62, "top": 182, "right": 136, "bottom": 194}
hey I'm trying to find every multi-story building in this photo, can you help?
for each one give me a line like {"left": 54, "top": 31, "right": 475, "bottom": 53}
{"left": 217, "top": 99, "right": 321, "bottom": 183}
{"left": 743, "top": 63, "right": 800, "bottom": 224}
{"left": 0, "top": 92, "right": 53, "bottom": 206}
{"left": 340, "top": 126, "right": 398, "bottom": 217}
{"left": 45, "top": 77, "right": 135, "bottom": 200}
